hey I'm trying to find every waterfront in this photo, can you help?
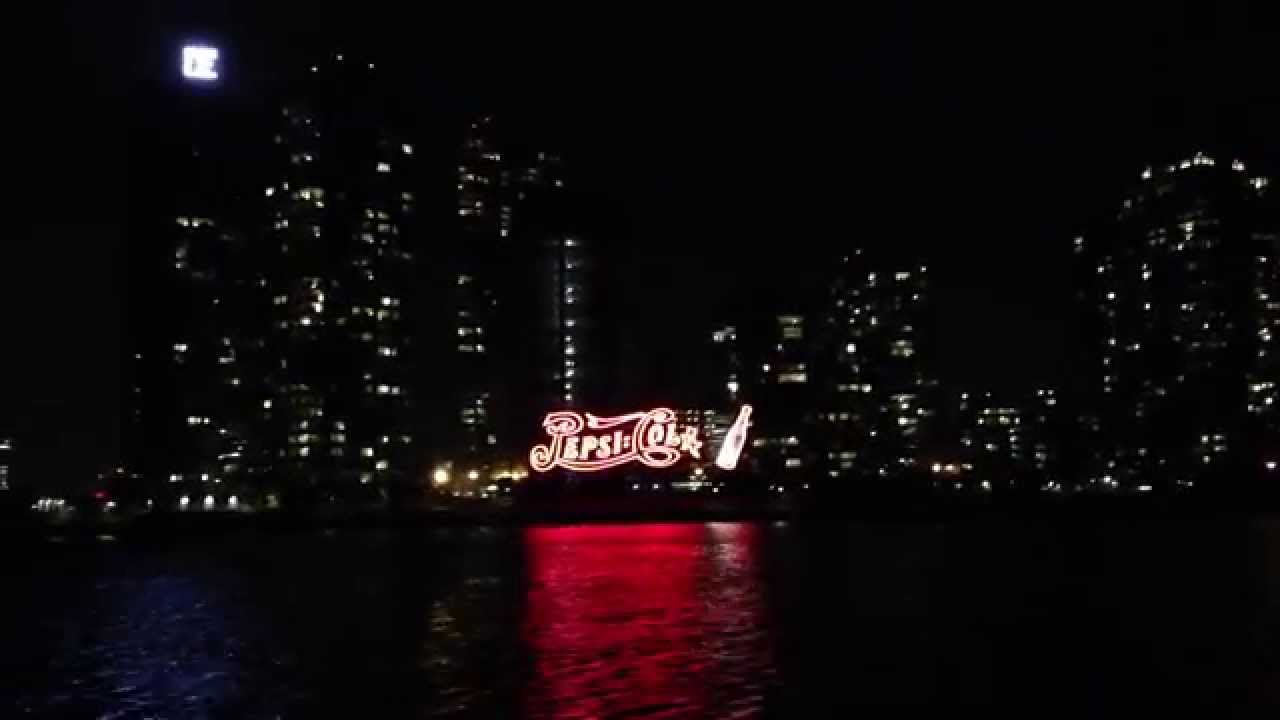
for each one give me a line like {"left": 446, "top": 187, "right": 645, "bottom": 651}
{"left": 4, "top": 517, "right": 1280, "bottom": 716}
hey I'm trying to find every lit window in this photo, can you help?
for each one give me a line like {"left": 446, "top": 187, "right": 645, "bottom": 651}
{"left": 377, "top": 162, "right": 391, "bottom": 173}
{"left": 402, "top": 144, "right": 413, "bottom": 155}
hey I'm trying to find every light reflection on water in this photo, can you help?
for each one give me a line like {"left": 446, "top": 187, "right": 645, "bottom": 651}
{"left": 522, "top": 523, "right": 775, "bottom": 718}
{"left": 4, "top": 518, "right": 1280, "bottom": 716}
{"left": 3, "top": 524, "right": 777, "bottom": 718}
{"left": 6, "top": 551, "right": 258, "bottom": 717}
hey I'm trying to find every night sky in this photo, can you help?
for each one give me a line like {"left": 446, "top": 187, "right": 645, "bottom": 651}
{"left": 8, "top": 2, "right": 1278, "bottom": 486}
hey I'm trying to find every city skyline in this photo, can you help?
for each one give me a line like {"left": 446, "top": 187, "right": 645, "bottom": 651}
{"left": 7, "top": 5, "right": 1280, "bottom": 489}
{"left": 9, "top": 9, "right": 1280, "bottom": 718}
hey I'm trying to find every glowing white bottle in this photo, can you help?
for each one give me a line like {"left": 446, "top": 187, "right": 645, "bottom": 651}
{"left": 715, "top": 404, "right": 753, "bottom": 471}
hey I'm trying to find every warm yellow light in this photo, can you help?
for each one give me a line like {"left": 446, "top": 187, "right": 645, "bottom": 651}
{"left": 432, "top": 468, "right": 449, "bottom": 486}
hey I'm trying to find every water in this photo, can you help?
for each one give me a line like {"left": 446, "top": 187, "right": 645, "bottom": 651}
{"left": 3, "top": 517, "right": 1280, "bottom": 717}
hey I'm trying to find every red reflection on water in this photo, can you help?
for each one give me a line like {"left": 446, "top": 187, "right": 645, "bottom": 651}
{"left": 523, "top": 522, "right": 772, "bottom": 718}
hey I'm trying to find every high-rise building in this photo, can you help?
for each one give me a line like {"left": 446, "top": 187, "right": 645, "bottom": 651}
{"left": 0, "top": 436, "right": 12, "bottom": 492}
{"left": 133, "top": 51, "right": 421, "bottom": 509}
{"left": 128, "top": 41, "right": 266, "bottom": 509}
{"left": 1023, "top": 388, "right": 1068, "bottom": 489}
{"left": 927, "top": 387, "right": 1068, "bottom": 494}
{"left": 520, "top": 150, "right": 588, "bottom": 413}
{"left": 817, "top": 251, "right": 936, "bottom": 481}
{"left": 451, "top": 116, "right": 505, "bottom": 466}
{"left": 748, "top": 313, "right": 814, "bottom": 481}
{"left": 1075, "top": 152, "right": 1277, "bottom": 491}
{"left": 1248, "top": 191, "right": 1280, "bottom": 478}
{"left": 956, "top": 393, "right": 1025, "bottom": 488}
{"left": 261, "top": 54, "right": 419, "bottom": 503}
{"left": 709, "top": 324, "right": 745, "bottom": 406}
{"left": 447, "top": 116, "right": 588, "bottom": 481}
{"left": 695, "top": 323, "right": 745, "bottom": 464}
{"left": 159, "top": 211, "right": 258, "bottom": 507}
{"left": 957, "top": 393, "right": 1022, "bottom": 491}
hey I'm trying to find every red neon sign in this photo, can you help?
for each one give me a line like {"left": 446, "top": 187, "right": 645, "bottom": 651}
{"left": 529, "top": 408, "right": 704, "bottom": 473}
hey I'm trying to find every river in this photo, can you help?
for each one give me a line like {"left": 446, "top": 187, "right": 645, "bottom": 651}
{"left": 3, "top": 516, "right": 1280, "bottom": 716}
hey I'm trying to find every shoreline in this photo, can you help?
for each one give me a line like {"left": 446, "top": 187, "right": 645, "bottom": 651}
{"left": 8, "top": 493, "right": 1280, "bottom": 542}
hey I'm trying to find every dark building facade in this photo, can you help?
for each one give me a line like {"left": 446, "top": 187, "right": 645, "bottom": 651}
{"left": 750, "top": 312, "right": 816, "bottom": 481}
{"left": 815, "top": 250, "right": 937, "bottom": 482}
{"left": 936, "top": 388, "right": 1067, "bottom": 493}
{"left": 260, "top": 54, "right": 420, "bottom": 503}
{"left": 1074, "top": 152, "right": 1278, "bottom": 492}
{"left": 445, "top": 116, "right": 595, "bottom": 488}
{"left": 128, "top": 42, "right": 267, "bottom": 510}
{"left": 0, "top": 435, "right": 11, "bottom": 493}
{"left": 132, "top": 51, "right": 422, "bottom": 509}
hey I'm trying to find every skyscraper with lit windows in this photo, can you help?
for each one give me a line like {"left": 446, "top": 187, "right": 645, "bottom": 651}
{"left": 129, "top": 41, "right": 265, "bottom": 510}
{"left": 1250, "top": 222, "right": 1280, "bottom": 477}
{"left": 448, "top": 116, "right": 585, "bottom": 477}
{"left": 697, "top": 324, "right": 745, "bottom": 460}
{"left": 745, "top": 312, "right": 816, "bottom": 481}
{"left": 709, "top": 324, "right": 745, "bottom": 405}
{"left": 133, "top": 51, "right": 421, "bottom": 509}
{"left": 1075, "top": 152, "right": 1277, "bottom": 491}
{"left": 944, "top": 389, "right": 1065, "bottom": 492}
{"left": 451, "top": 116, "right": 504, "bottom": 467}
{"left": 158, "top": 211, "right": 259, "bottom": 507}
{"left": 817, "top": 250, "right": 936, "bottom": 481}
{"left": 0, "top": 435, "right": 12, "bottom": 492}
{"left": 260, "top": 53, "right": 419, "bottom": 502}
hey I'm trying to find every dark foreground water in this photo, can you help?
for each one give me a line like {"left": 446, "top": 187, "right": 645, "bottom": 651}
{"left": 4, "top": 517, "right": 1280, "bottom": 717}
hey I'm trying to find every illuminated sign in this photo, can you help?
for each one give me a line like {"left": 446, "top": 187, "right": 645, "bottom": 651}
{"left": 715, "top": 405, "right": 753, "bottom": 471}
{"left": 530, "top": 408, "right": 704, "bottom": 473}
{"left": 182, "top": 46, "right": 219, "bottom": 80}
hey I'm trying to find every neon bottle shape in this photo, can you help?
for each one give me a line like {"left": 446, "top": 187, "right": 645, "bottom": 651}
{"left": 715, "top": 404, "right": 753, "bottom": 471}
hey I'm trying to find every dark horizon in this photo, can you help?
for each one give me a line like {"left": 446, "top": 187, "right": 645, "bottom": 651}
{"left": 8, "top": 2, "right": 1279, "bottom": 488}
